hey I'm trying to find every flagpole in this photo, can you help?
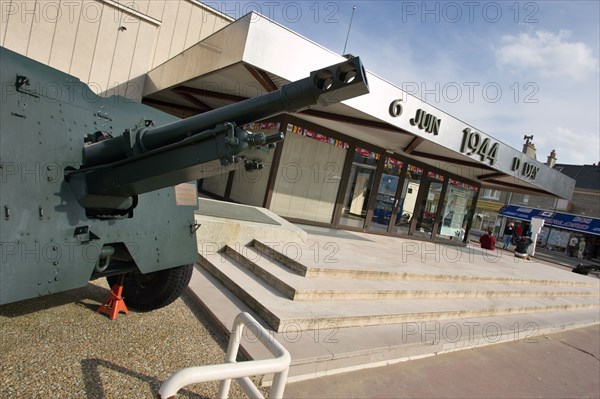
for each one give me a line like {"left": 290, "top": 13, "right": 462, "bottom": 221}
{"left": 343, "top": 5, "right": 357, "bottom": 55}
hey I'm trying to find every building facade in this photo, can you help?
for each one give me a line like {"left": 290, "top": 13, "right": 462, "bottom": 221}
{"left": 0, "top": 0, "right": 232, "bottom": 101}
{"left": 499, "top": 164, "right": 600, "bottom": 260}
{"left": 1, "top": 1, "right": 576, "bottom": 244}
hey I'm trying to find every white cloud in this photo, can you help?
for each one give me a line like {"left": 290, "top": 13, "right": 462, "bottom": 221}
{"left": 495, "top": 30, "right": 599, "bottom": 81}
{"left": 535, "top": 126, "right": 599, "bottom": 165}
{"left": 312, "top": 20, "right": 598, "bottom": 165}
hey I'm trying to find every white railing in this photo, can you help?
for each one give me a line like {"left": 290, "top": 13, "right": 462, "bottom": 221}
{"left": 158, "top": 312, "right": 291, "bottom": 399}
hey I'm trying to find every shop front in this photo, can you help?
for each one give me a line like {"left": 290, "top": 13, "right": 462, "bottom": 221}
{"left": 199, "top": 115, "right": 481, "bottom": 243}
{"left": 499, "top": 205, "right": 600, "bottom": 260}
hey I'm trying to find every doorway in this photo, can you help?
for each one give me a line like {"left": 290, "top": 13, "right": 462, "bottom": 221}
{"left": 412, "top": 171, "right": 445, "bottom": 238}
{"left": 339, "top": 147, "right": 379, "bottom": 229}
{"left": 367, "top": 157, "right": 404, "bottom": 233}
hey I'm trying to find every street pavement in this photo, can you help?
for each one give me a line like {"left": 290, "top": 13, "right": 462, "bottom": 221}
{"left": 534, "top": 248, "right": 600, "bottom": 270}
{"left": 284, "top": 324, "right": 600, "bottom": 398}
{"left": 477, "top": 237, "right": 600, "bottom": 275}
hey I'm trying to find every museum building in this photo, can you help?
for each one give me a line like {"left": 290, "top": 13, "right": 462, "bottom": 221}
{"left": 0, "top": 2, "right": 575, "bottom": 243}
{"left": 140, "top": 12, "right": 574, "bottom": 243}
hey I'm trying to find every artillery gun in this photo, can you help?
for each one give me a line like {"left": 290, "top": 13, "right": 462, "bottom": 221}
{"left": 0, "top": 46, "right": 369, "bottom": 312}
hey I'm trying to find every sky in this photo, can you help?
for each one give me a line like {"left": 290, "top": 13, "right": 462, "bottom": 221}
{"left": 205, "top": 0, "right": 600, "bottom": 166}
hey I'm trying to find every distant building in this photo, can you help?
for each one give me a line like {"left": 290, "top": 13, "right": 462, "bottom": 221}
{"left": 499, "top": 164, "right": 600, "bottom": 261}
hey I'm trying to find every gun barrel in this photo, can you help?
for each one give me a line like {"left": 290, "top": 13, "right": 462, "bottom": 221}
{"left": 84, "top": 57, "right": 368, "bottom": 167}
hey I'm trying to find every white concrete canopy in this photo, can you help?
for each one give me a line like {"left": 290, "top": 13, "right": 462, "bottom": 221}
{"left": 143, "top": 12, "right": 575, "bottom": 200}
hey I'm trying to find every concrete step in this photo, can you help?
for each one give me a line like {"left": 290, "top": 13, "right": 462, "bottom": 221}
{"left": 224, "top": 245, "right": 598, "bottom": 301}
{"left": 251, "top": 240, "right": 308, "bottom": 276}
{"left": 197, "top": 252, "right": 284, "bottom": 331}
{"left": 198, "top": 252, "right": 599, "bottom": 333}
{"left": 223, "top": 245, "right": 296, "bottom": 300}
{"left": 187, "top": 264, "right": 600, "bottom": 386}
{"left": 252, "top": 240, "right": 598, "bottom": 287}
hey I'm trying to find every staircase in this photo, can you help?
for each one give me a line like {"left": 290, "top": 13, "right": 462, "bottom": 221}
{"left": 189, "top": 228, "right": 600, "bottom": 384}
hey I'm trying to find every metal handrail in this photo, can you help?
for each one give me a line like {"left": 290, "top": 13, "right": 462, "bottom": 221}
{"left": 158, "top": 312, "right": 291, "bottom": 399}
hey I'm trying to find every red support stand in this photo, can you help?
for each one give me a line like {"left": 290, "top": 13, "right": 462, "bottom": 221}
{"left": 96, "top": 274, "right": 129, "bottom": 320}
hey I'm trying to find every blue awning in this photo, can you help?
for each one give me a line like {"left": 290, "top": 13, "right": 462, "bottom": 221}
{"left": 499, "top": 205, "right": 600, "bottom": 236}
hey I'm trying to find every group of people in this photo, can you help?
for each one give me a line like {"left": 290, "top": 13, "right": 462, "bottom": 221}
{"left": 501, "top": 222, "right": 528, "bottom": 249}
{"left": 567, "top": 235, "right": 587, "bottom": 259}
{"left": 501, "top": 222, "right": 534, "bottom": 258}
{"left": 478, "top": 222, "right": 533, "bottom": 259}
{"left": 479, "top": 221, "right": 593, "bottom": 262}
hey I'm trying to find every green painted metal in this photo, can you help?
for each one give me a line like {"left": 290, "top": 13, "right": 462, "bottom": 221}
{"left": 0, "top": 46, "right": 369, "bottom": 306}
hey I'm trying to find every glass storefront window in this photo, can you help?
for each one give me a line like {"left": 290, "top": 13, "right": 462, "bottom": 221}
{"left": 339, "top": 147, "right": 380, "bottom": 228}
{"left": 392, "top": 164, "right": 423, "bottom": 235}
{"left": 438, "top": 178, "right": 478, "bottom": 241}
{"left": 472, "top": 210, "right": 500, "bottom": 235}
{"left": 369, "top": 157, "right": 404, "bottom": 232}
{"left": 413, "top": 172, "right": 445, "bottom": 238}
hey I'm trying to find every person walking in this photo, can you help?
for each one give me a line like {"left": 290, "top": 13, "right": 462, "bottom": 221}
{"left": 515, "top": 224, "right": 523, "bottom": 238}
{"left": 503, "top": 222, "right": 514, "bottom": 249}
{"left": 578, "top": 237, "right": 586, "bottom": 259}
{"left": 568, "top": 235, "right": 579, "bottom": 257}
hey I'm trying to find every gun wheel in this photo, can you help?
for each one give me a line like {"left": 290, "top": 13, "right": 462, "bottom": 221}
{"left": 106, "top": 264, "right": 193, "bottom": 311}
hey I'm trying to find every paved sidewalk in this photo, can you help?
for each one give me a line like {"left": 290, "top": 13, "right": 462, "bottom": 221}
{"left": 534, "top": 248, "right": 600, "bottom": 270}
{"left": 284, "top": 324, "right": 600, "bottom": 398}
{"left": 470, "top": 237, "right": 599, "bottom": 276}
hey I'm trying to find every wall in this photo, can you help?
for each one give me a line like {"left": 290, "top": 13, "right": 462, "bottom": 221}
{"left": 513, "top": 190, "right": 599, "bottom": 217}
{"left": 511, "top": 192, "right": 556, "bottom": 209}
{"left": 570, "top": 190, "right": 600, "bottom": 217}
{"left": 228, "top": 156, "right": 272, "bottom": 207}
{"left": 202, "top": 172, "right": 229, "bottom": 198}
{"left": 227, "top": 124, "right": 277, "bottom": 207}
{"left": 269, "top": 126, "right": 347, "bottom": 224}
{"left": 0, "top": 0, "right": 231, "bottom": 101}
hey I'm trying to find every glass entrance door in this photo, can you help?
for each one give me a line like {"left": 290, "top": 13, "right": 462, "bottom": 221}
{"left": 339, "top": 147, "right": 379, "bottom": 229}
{"left": 392, "top": 164, "right": 423, "bottom": 235}
{"left": 368, "top": 157, "right": 404, "bottom": 233}
{"left": 413, "top": 171, "right": 445, "bottom": 238}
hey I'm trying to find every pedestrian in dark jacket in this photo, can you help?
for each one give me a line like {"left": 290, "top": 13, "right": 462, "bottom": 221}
{"left": 502, "top": 223, "right": 514, "bottom": 249}
{"left": 514, "top": 236, "right": 533, "bottom": 259}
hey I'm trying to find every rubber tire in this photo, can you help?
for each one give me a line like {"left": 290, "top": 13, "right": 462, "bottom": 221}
{"left": 106, "top": 264, "right": 193, "bottom": 311}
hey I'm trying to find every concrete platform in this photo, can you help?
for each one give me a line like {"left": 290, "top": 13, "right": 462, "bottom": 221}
{"left": 194, "top": 199, "right": 306, "bottom": 251}
{"left": 188, "top": 213, "right": 600, "bottom": 386}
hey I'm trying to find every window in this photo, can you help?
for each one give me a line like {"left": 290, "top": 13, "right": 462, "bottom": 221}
{"left": 437, "top": 179, "right": 478, "bottom": 240}
{"left": 481, "top": 189, "right": 500, "bottom": 200}
{"left": 556, "top": 199, "right": 570, "bottom": 211}
{"left": 521, "top": 194, "right": 529, "bottom": 204}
